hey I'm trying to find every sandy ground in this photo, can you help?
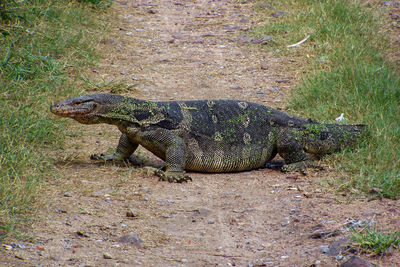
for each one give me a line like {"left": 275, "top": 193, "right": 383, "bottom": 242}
{"left": 1, "top": 0, "right": 400, "bottom": 266}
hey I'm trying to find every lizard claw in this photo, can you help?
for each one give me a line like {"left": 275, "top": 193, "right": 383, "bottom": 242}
{"left": 154, "top": 169, "right": 192, "bottom": 183}
{"left": 281, "top": 161, "right": 324, "bottom": 175}
{"left": 90, "top": 153, "right": 105, "bottom": 160}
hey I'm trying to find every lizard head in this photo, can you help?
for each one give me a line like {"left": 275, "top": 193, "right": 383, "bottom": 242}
{"left": 50, "top": 94, "right": 125, "bottom": 124}
{"left": 50, "top": 94, "right": 168, "bottom": 127}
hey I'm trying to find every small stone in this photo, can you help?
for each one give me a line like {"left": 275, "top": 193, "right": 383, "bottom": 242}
{"left": 17, "top": 243, "right": 26, "bottom": 249}
{"left": 126, "top": 209, "right": 139, "bottom": 218}
{"left": 336, "top": 255, "right": 343, "bottom": 260}
{"left": 103, "top": 252, "right": 113, "bottom": 259}
{"left": 321, "top": 245, "right": 329, "bottom": 253}
{"left": 56, "top": 208, "right": 67, "bottom": 213}
{"left": 115, "top": 232, "right": 143, "bottom": 248}
{"left": 260, "top": 64, "right": 268, "bottom": 70}
{"left": 208, "top": 220, "right": 215, "bottom": 224}
{"left": 15, "top": 254, "right": 25, "bottom": 260}
{"left": 77, "top": 231, "right": 90, "bottom": 237}
{"left": 181, "top": 258, "right": 188, "bottom": 263}
{"left": 328, "top": 238, "right": 350, "bottom": 256}
{"left": 256, "top": 91, "right": 264, "bottom": 95}
{"left": 64, "top": 192, "right": 72, "bottom": 197}
{"left": 251, "top": 36, "right": 273, "bottom": 44}
{"left": 339, "top": 255, "right": 373, "bottom": 267}
{"left": 230, "top": 86, "right": 243, "bottom": 90}
{"left": 271, "top": 11, "right": 285, "bottom": 18}
{"left": 281, "top": 221, "right": 288, "bottom": 227}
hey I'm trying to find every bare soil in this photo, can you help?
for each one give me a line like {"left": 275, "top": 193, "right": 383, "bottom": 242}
{"left": 2, "top": 0, "right": 400, "bottom": 266}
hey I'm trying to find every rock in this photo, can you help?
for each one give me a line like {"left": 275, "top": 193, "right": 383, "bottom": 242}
{"left": 271, "top": 11, "right": 285, "bottom": 18}
{"left": 77, "top": 231, "right": 90, "bottom": 237}
{"left": 64, "top": 192, "right": 72, "bottom": 197}
{"left": 339, "top": 255, "right": 374, "bottom": 267}
{"left": 2, "top": 244, "right": 12, "bottom": 250}
{"left": 321, "top": 245, "right": 329, "bottom": 253}
{"left": 103, "top": 252, "right": 113, "bottom": 259}
{"left": 15, "top": 254, "right": 25, "bottom": 260}
{"left": 327, "top": 238, "right": 350, "bottom": 256}
{"left": 126, "top": 209, "right": 139, "bottom": 218}
{"left": 115, "top": 232, "right": 143, "bottom": 248}
{"left": 251, "top": 36, "right": 273, "bottom": 45}
{"left": 242, "top": 67, "right": 257, "bottom": 72}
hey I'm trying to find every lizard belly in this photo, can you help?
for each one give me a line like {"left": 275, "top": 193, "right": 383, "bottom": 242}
{"left": 185, "top": 143, "right": 276, "bottom": 173}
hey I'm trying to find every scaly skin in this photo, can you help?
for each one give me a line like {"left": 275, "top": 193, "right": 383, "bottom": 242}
{"left": 50, "top": 94, "right": 366, "bottom": 182}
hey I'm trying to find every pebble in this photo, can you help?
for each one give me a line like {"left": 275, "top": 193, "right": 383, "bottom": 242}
{"left": 17, "top": 243, "right": 26, "bottom": 249}
{"left": 126, "top": 209, "right": 139, "bottom": 218}
{"left": 15, "top": 254, "right": 25, "bottom": 260}
{"left": 321, "top": 245, "right": 329, "bottom": 253}
{"left": 336, "top": 255, "right": 343, "bottom": 260}
{"left": 103, "top": 252, "right": 113, "bottom": 259}
{"left": 144, "top": 197, "right": 150, "bottom": 201}
{"left": 64, "top": 192, "right": 72, "bottom": 197}
{"left": 339, "top": 255, "right": 373, "bottom": 267}
{"left": 115, "top": 231, "right": 143, "bottom": 248}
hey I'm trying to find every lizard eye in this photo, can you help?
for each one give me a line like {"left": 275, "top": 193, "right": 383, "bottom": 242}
{"left": 71, "top": 98, "right": 94, "bottom": 105}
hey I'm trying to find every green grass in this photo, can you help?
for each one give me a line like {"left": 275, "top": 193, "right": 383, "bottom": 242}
{"left": 254, "top": 0, "right": 400, "bottom": 198}
{"left": 351, "top": 227, "right": 400, "bottom": 257}
{"left": 0, "top": 0, "right": 110, "bottom": 240}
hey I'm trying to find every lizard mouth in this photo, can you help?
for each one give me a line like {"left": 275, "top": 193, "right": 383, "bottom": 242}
{"left": 50, "top": 100, "right": 97, "bottom": 118}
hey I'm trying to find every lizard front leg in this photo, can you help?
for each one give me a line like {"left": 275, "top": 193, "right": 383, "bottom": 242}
{"left": 277, "top": 129, "right": 323, "bottom": 175}
{"left": 277, "top": 130, "right": 309, "bottom": 175}
{"left": 90, "top": 134, "right": 138, "bottom": 162}
{"left": 136, "top": 128, "right": 191, "bottom": 183}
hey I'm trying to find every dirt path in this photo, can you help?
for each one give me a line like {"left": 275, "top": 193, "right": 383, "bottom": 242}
{"left": 2, "top": 0, "right": 400, "bottom": 266}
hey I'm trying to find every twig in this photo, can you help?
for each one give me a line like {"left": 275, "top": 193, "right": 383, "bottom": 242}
{"left": 287, "top": 35, "right": 310, "bottom": 48}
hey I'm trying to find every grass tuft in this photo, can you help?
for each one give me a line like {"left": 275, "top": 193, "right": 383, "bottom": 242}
{"left": 351, "top": 227, "right": 400, "bottom": 257}
{"left": 0, "top": 0, "right": 109, "bottom": 240}
{"left": 254, "top": 0, "right": 400, "bottom": 198}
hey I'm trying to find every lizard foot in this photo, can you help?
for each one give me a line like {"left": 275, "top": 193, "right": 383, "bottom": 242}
{"left": 281, "top": 161, "right": 324, "bottom": 175}
{"left": 154, "top": 170, "right": 192, "bottom": 183}
{"left": 90, "top": 153, "right": 124, "bottom": 161}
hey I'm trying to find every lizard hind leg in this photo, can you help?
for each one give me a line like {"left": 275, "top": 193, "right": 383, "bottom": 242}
{"left": 90, "top": 134, "right": 138, "bottom": 162}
